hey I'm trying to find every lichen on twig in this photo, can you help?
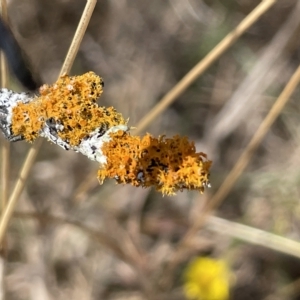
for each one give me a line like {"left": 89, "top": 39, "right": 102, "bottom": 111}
{"left": 0, "top": 72, "right": 212, "bottom": 195}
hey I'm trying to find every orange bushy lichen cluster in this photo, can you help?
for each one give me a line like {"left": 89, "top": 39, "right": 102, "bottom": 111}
{"left": 8, "top": 71, "right": 212, "bottom": 195}
{"left": 98, "top": 130, "right": 212, "bottom": 195}
{"left": 12, "top": 72, "right": 127, "bottom": 145}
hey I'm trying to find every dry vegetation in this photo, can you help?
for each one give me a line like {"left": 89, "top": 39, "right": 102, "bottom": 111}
{"left": 1, "top": 0, "right": 300, "bottom": 299}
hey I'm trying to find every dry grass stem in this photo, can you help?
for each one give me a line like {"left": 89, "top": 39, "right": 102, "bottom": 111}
{"left": 206, "top": 1, "right": 300, "bottom": 144}
{"left": 206, "top": 216, "right": 300, "bottom": 259}
{"left": 59, "top": 0, "right": 97, "bottom": 76}
{"left": 134, "top": 0, "right": 277, "bottom": 134}
{"left": 0, "top": 0, "right": 9, "bottom": 212}
{"left": 162, "top": 62, "right": 300, "bottom": 287}
{"left": 0, "top": 1, "right": 9, "bottom": 297}
{"left": 208, "top": 217, "right": 300, "bottom": 299}
{"left": 0, "top": 0, "right": 97, "bottom": 246}
{"left": 203, "top": 62, "right": 300, "bottom": 225}
{"left": 183, "top": 62, "right": 300, "bottom": 242}
{"left": 0, "top": 138, "right": 9, "bottom": 213}
{"left": 0, "top": 139, "right": 42, "bottom": 247}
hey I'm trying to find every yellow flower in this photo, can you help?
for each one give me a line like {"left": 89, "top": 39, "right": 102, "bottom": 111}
{"left": 183, "top": 257, "right": 230, "bottom": 300}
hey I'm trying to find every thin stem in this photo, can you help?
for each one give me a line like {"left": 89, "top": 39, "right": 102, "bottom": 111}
{"left": 0, "top": 0, "right": 9, "bottom": 214}
{"left": 134, "top": 0, "right": 277, "bottom": 134}
{"left": 0, "top": 0, "right": 97, "bottom": 247}
{"left": 0, "top": 140, "right": 43, "bottom": 249}
{"left": 207, "top": 216, "right": 300, "bottom": 259}
{"left": 190, "top": 63, "right": 300, "bottom": 237}
{"left": 0, "top": 2, "right": 9, "bottom": 299}
{"left": 59, "top": 0, "right": 97, "bottom": 76}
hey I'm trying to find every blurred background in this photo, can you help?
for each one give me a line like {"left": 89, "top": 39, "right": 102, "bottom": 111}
{"left": 1, "top": 0, "right": 300, "bottom": 299}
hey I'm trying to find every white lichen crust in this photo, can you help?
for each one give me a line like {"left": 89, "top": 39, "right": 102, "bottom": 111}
{"left": 0, "top": 88, "right": 33, "bottom": 141}
{"left": 75, "top": 124, "right": 129, "bottom": 164}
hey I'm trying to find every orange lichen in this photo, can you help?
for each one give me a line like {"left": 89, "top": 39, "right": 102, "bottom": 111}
{"left": 10, "top": 71, "right": 212, "bottom": 195}
{"left": 12, "top": 72, "right": 126, "bottom": 145}
{"left": 98, "top": 130, "right": 212, "bottom": 195}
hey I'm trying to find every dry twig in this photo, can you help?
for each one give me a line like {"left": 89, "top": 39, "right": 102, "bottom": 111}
{"left": 162, "top": 62, "right": 300, "bottom": 288}
{"left": 0, "top": 0, "right": 9, "bottom": 216}
{"left": 134, "top": 0, "right": 277, "bottom": 134}
{"left": 0, "top": 0, "right": 98, "bottom": 247}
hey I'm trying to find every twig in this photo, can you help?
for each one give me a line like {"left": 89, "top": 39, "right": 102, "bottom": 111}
{"left": 192, "top": 62, "right": 300, "bottom": 237}
{"left": 59, "top": 0, "right": 97, "bottom": 76}
{"left": 206, "top": 216, "right": 300, "bottom": 259}
{"left": 134, "top": 0, "right": 277, "bottom": 134}
{"left": 0, "top": 0, "right": 97, "bottom": 246}
{"left": 0, "top": 1, "right": 9, "bottom": 299}
{"left": 0, "top": 0, "right": 9, "bottom": 215}
{"left": 206, "top": 1, "right": 300, "bottom": 146}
